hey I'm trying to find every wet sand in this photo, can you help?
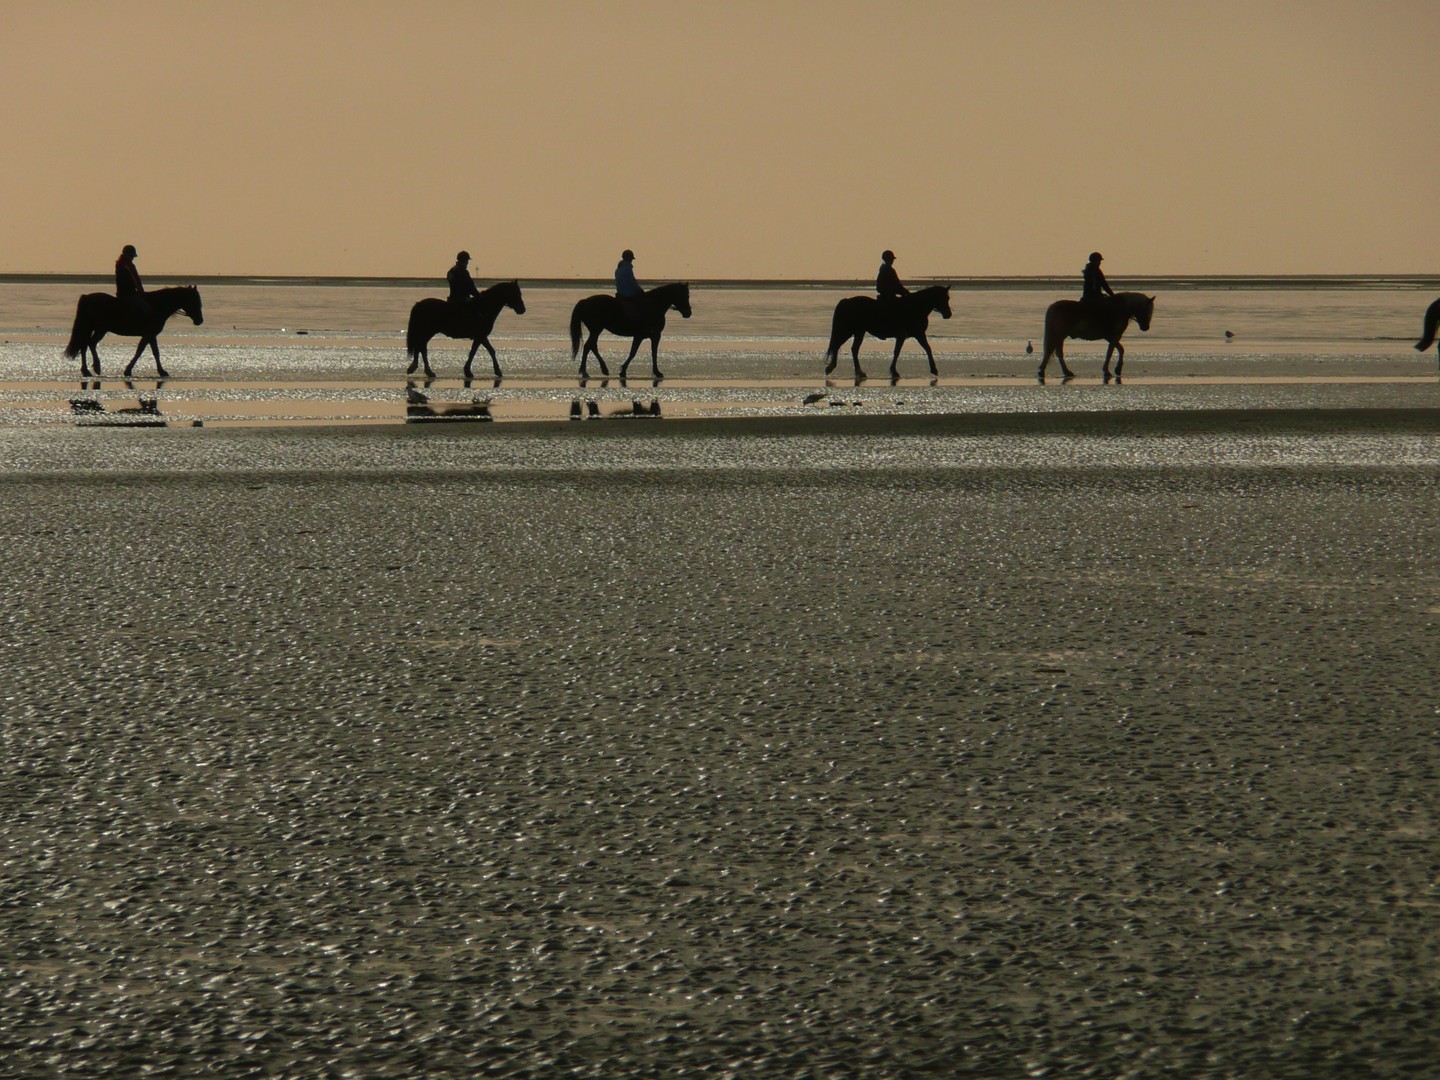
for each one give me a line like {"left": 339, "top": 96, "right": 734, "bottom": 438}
{"left": 3, "top": 410, "right": 1438, "bottom": 1076}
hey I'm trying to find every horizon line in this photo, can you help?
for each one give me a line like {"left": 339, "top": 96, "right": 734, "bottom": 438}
{"left": 4, "top": 272, "right": 1439, "bottom": 290}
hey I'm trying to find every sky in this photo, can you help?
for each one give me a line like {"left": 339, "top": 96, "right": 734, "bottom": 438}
{"left": 2, "top": 1, "right": 1437, "bottom": 280}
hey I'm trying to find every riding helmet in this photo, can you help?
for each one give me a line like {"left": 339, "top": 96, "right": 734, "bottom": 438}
{"left": 622, "top": 249, "right": 635, "bottom": 261}
{"left": 882, "top": 250, "right": 895, "bottom": 261}
{"left": 122, "top": 244, "right": 137, "bottom": 257}
{"left": 456, "top": 251, "right": 470, "bottom": 262}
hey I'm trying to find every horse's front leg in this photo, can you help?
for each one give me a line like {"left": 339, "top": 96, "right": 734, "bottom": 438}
{"left": 915, "top": 332, "right": 938, "bottom": 377}
{"left": 151, "top": 337, "right": 169, "bottom": 379}
{"left": 1112, "top": 340, "right": 1125, "bottom": 380}
{"left": 123, "top": 337, "right": 149, "bottom": 378}
{"left": 649, "top": 335, "right": 664, "bottom": 381}
{"left": 465, "top": 337, "right": 502, "bottom": 380}
{"left": 851, "top": 331, "right": 868, "bottom": 380}
{"left": 481, "top": 338, "right": 502, "bottom": 379}
{"left": 889, "top": 336, "right": 910, "bottom": 380}
{"left": 618, "top": 336, "right": 645, "bottom": 379}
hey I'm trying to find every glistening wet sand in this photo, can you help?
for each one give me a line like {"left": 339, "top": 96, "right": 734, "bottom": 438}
{"left": 3, "top": 413, "right": 1438, "bottom": 1076}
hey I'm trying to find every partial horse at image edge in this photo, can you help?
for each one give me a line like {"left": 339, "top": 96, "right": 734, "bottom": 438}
{"left": 63, "top": 286, "right": 205, "bottom": 378}
{"left": 1039, "top": 292, "right": 1155, "bottom": 382}
{"left": 1416, "top": 298, "right": 1440, "bottom": 367}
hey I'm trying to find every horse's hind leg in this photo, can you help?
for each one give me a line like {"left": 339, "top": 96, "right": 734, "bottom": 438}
{"left": 1056, "top": 341, "right": 1074, "bottom": 380}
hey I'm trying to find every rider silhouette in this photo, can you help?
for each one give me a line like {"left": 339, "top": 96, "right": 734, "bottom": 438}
{"left": 877, "top": 250, "right": 909, "bottom": 301}
{"left": 115, "top": 245, "right": 151, "bottom": 325}
{"left": 1081, "top": 252, "right": 1115, "bottom": 312}
{"left": 447, "top": 251, "right": 481, "bottom": 304}
{"left": 615, "top": 249, "right": 645, "bottom": 329}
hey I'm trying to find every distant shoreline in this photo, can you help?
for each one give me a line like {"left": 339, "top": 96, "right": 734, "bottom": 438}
{"left": 3, "top": 274, "right": 1439, "bottom": 291}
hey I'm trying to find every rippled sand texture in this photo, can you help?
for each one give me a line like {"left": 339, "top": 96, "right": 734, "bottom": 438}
{"left": 4, "top": 424, "right": 1438, "bottom": 1076}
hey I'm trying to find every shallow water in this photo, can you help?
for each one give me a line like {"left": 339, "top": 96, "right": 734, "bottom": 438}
{"left": 2, "top": 280, "right": 1436, "bottom": 428}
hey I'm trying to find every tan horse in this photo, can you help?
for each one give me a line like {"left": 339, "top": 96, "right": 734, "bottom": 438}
{"left": 1039, "top": 292, "right": 1155, "bottom": 382}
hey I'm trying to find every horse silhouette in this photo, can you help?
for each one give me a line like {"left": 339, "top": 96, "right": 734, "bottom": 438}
{"left": 64, "top": 286, "right": 204, "bottom": 378}
{"left": 569, "top": 282, "right": 692, "bottom": 380}
{"left": 406, "top": 280, "right": 526, "bottom": 379}
{"left": 1039, "top": 292, "right": 1155, "bottom": 382}
{"left": 823, "top": 285, "right": 953, "bottom": 380}
{"left": 1415, "top": 298, "right": 1440, "bottom": 370}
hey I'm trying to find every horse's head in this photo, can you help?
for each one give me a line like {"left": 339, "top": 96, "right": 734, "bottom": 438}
{"left": 1133, "top": 294, "right": 1155, "bottom": 332}
{"left": 181, "top": 285, "right": 204, "bottom": 326}
{"left": 503, "top": 279, "right": 526, "bottom": 315}
{"left": 934, "top": 286, "right": 953, "bottom": 320}
{"left": 672, "top": 283, "right": 692, "bottom": 319}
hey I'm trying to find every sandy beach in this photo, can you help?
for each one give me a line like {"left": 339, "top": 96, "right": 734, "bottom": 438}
{"left": 3, "top": 408, "right": 1438, "bottom": 1076}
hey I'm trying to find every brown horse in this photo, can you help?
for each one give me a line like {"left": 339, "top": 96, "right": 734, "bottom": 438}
{"left": 569, "top": 282, "right": 692, "bottom": 380}
{"left": 1039, "top": 292, "right": 1155, "bottom": 382}
{"left": 1415, "top": 298, "right": 1440, "bottom": 370}
{"left": 823, "top": 285, "right": 953, "bottom": 380}
{"left": 406, "top": 280, "right": 525, "bottom": 379}
{"left": 63, "top": 285, "right": 204, "bottom": 378}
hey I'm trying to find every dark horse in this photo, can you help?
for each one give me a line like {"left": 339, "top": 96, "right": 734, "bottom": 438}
{"left": 64, "top": 286, "right": 204, "bottom": 378}
{"left": 406, "top": 280, "right": 526, "bottom": 379}
{"left": 1415, "top": 298, "right": 1440, "bottom": 371}
{"left": 1039, "top": 292, "right": 1155, "bottom": 382}
{"left": 823, "top": 285, "right": 953, "bottom": 380}
{"left": 569, "top": 282, "right": 692, "bottom": 380}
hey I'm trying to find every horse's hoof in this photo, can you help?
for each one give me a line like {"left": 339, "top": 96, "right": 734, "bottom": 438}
{"left": 406, "top": 362, "right": 418, "bottom": 375}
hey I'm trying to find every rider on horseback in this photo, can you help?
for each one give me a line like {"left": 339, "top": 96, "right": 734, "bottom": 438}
{"left": 615, "top": 249, "right": 646, "bottom": 330}
{"left": 447, "top": 251, "right": 482, "bottom": 306}
{"left": 1081, "top": 251, "right": 1115, "bottom": 316}
{"left": 877, "top": 250, "right": 909, "bottom": 301}
{"left": 115, "top": 244, "right": 150, "bottom": 324}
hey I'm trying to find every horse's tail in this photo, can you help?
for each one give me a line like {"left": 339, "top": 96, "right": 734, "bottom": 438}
{"left": 405, "top": 303, "right": 426, "bottom": 362}
{"left": 1040, "top": 301, "right": 1064, "bottom": 360}
{"left": 569, "top": 302, "right": 584, "bottom": 359}
{"left": 823, "top": 300, "right": 852, "bottom": 364}
{"left": 1416, "top": 298, "right": 1440, "bottom": 353}
{"left": 63, "top": 297, "right": 90, "bottom": 359}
